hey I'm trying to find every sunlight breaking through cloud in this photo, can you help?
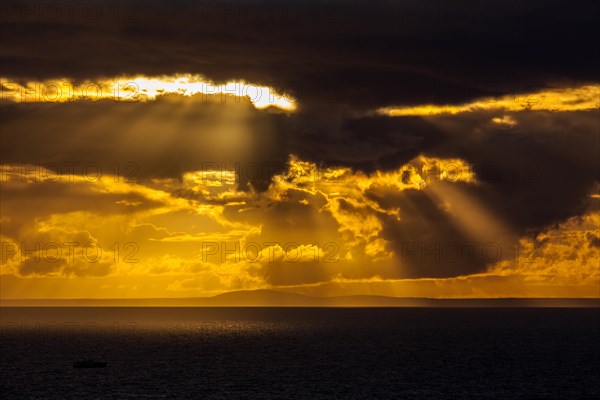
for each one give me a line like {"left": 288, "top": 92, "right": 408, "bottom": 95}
{"left": 0, "top": 74, "right": 296, "bottom": 111}
{"left": 378, "top": 85, "right": 600, "bottom": 116}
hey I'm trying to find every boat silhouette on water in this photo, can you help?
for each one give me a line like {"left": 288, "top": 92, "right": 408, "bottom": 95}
{"left": 72, "top": 360, "right": 107, "bottom": 368}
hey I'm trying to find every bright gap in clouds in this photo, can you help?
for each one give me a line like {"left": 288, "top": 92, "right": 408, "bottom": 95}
{"left": 3, "top": 77, "right": 596, "bottom": 116}
{"left": 0, "top": 74, "right": 297, "bottom": 111}
{"left": 378, "top": 85, "right": 600, "bottom": 116}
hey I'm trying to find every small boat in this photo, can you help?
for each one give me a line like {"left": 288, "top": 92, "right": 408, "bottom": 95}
{"left": 72, "top": 360, "right": 107, "bottom": 368}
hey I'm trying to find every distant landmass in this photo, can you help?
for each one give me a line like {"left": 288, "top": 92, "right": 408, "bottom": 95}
{"left": 1, "top": 290, "right": 598, "bottom": 307}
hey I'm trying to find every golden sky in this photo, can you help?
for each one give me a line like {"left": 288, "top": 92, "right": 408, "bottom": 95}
{"left": 1, "top": 77, "right": 598, "bottom": 302}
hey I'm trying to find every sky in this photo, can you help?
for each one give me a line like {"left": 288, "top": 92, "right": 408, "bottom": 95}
{"left": 0, "top": 0, "right": 598, "bottom": 300}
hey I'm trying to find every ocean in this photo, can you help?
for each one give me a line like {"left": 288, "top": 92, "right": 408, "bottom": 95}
{"left": 1, "top": 307, "right": 599, "bottom": 399}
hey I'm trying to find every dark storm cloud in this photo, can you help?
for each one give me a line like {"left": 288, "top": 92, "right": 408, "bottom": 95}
{"left": 425, "top": 110, "right": 600, "bottom": 234}
{"left": 291, "top": 114, "right": 444, "bottom": 173}
{"left": 1, "top": 0, "right": 597, "bottom": 109}
{"left": 0, "top": 94, "right": 443, "bottom": 188}
{"left": 370, "top": 189, "right": 493, "bottom": 278}
{"left": 360, "top": 109, "right": 599, "bottom": 277}
{"left": 0, "top": 93, "right": 290, "bottom": 190}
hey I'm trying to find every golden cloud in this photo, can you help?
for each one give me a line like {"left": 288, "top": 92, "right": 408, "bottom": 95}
{"left": 378, "top": 85, "right": 599, "bottom": 116}
{"left": 1, "top": 155, "right": 597, "bottom": 298}
{"left": 0, "top": 74, "right": 296, "bottom": 110}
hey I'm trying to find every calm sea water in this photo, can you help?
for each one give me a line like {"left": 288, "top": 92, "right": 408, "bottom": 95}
{"left": 1, "top": 308, "right": 599, "bottom": 399}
